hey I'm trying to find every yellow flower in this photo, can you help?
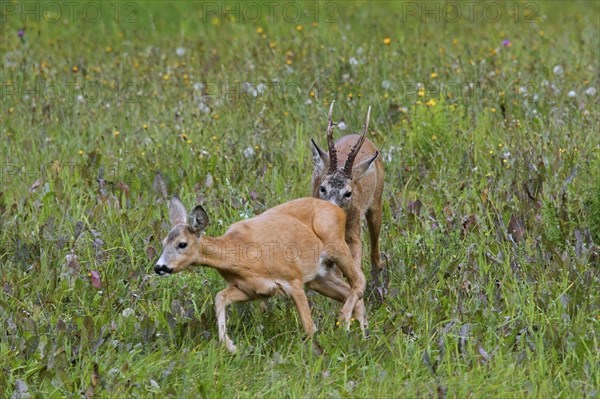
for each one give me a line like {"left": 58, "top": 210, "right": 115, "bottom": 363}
{"left": 309, "top": 91, "right": 315, "bottom": 97}
{"left": 105, "top": 46, "right": 112, "bottom": 52}
{"left": 348, "top": 93, "right": 353, "bottom": 98}
{"left": 431, "top": 134, "right": 437, "bottom": 141}
{"left": 296, "top": 25, "right": 303, "bottom": 31}
{"left": 211, "top": 17, "right": 220, "bottom": 26}
{"left": 418, "top": 88, "right": 425, "bottom": 97}
{"left": 430, "top": 72, "right": 437, "bottom": 78}
{"left": 114, "top": 130, "right": 119, "bottom": 137}
{"left": 269, "top": 41, "right": 277, "bottom": 49}
{"left": 383, "top": 37, "right": 391, "bottom": 45}
{"left": 426, "top": 98, "right": 436, "bottom": 107}
{"left": 213, "top": 114, "right": 220, "bottom": 120}
{"left": 286, "top": 59, "right": 292, "bottom": 65}
{"left": 79, "top": 150, "right": 84, "bottom": 155}
{"left": 256, "top": 27, "right": 263, "bottom": 34}
{"left": 163, "top": 74, "right": 170, "bottom": 81}
{"left": 143, "top": 123, "right": 148, "bottom": 130}
{"left": 72, "top": 66, "right": 78, "bottom": 73}
{"left": 452, "top": 38, "right": 459, "bottom": 45}
{"left": 491, "top": 108, "right": 496, "bottom": 113}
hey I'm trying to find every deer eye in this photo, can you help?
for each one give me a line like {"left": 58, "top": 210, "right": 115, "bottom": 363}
{"left": 344, "top": 191, "right": 352, "bottom": 198}
{"left": 178, "top": 242, "right": 188, "bottom": 249}
{"left": 319, "top": 186, "right": 326, "bottom": 194}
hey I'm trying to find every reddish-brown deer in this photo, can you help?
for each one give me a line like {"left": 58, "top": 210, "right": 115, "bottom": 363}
{"left": 311, "top": 101, "right": 385, "bottom": 297}
{"left": 155, "top": 197, "right": 368, "bottom": 353}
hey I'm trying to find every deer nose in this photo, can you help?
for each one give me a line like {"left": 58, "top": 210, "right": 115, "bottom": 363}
{"left": 154, "top": 264, "right": 173, "bottom": 275}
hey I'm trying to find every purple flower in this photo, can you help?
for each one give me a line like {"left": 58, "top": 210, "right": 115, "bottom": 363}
{"left": 502, "top": 40, "right": 512, "bottom": 47}
{"left": 17, "top": 29, "right": 25, "bottom": 38}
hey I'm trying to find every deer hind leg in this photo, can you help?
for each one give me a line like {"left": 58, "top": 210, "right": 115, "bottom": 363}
{"left": 288, "top": 280, "right": 316, "bottom": 338}
{"left": 215, "top": 285, "right": 251, "bottom": 353}
{"left": 327, "top": 245, "right": 366, "bottom": 329}
{"left": 365, "top": 206, "right": 383, "bottom": 273}
{"left": 307, "top": 272, "right": 368, "bottom": 332}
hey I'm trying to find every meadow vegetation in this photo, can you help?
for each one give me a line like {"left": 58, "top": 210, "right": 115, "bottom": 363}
{"left": 1, "top": 1, "right": 598, "bottom": 397}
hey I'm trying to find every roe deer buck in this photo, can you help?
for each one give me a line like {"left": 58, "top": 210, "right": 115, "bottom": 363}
{"left": 155, "top": 197, "right": 367, "bottom": 353}
{"left": 311, "top": 101, "right": 385, "bottom": 297}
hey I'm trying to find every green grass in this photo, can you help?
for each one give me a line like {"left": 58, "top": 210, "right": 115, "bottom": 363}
{"left": 1, "top": 1, "right": 599, "bottom": 397}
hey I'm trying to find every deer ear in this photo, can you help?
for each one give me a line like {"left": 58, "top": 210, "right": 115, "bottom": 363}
{"left": 311, "top": 139, "right": 329, "bottom": 173}
{"left": 168, "top": 197, "right": 188, "bottom": 227}
{"left": 352, "top": 151, "right": 379, "bottom": 181}
{"left": 189, "top": 205, "right": 209, "bottom": 235}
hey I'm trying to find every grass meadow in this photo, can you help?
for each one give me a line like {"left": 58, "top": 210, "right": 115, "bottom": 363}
{"left": 1, "top": 1, "right": 599, "bottom": 397}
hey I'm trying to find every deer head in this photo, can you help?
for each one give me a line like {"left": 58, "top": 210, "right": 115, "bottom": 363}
{"left": 311, "top": 101, "right": 379, "bottom": 211}
{"left": 155, "top": 197, "right": 209, "bottom": 275}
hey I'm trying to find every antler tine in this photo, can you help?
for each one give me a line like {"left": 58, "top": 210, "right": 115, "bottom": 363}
{"left": 326, "top": 100, "right": 338, "bottom": 174}
{"left": 343, "top": 106, "right": 371, "bottom": 177}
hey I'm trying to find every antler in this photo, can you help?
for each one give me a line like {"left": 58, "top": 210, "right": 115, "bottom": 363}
{"left": 326, "top": 100, "right": 338, "bottom": 174}
{"left": 343, "top": 106, "right": 371, "bottom": 177}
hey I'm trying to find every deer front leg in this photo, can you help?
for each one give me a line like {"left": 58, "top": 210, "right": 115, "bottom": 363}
{"left": 215, "top": 285, "right": 251, "bottom": 353}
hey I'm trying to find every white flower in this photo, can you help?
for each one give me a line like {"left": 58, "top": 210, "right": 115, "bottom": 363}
{"left": 243, "top": 146, "right": 255, "bottom": 158}
{"left": 305, "top": 98, "right": 313, "bottom": 105}
{"left": 175, "top": 47, "right": 186, "bottom": 56}
{"left": 567, "top": 90, "right": 576, "bottom": 98}
{"left": 337, "top": 121, "right": 347, "bottom": 130}
{"left": 381, "top": 80, "right": 392, "bottom": 90}
{"left": 553, "top": 65, "right": 563, "bottom": 76}
{"left": 77, "top": 95, "right": 85, "bottom": 104}
{"left": 256, "top": 83, "right": 267, "bottom": 95}
{"left": 349, "top": 57, "right": 359, "bottom": 66}
{"left": 198, "top": 102, "right": 210, "bottom": 113}
{"left": 356, "top": 47, "right": 364, "bottom": 55}
{"left": 193, "top": 82, "right": 204, "bottom": 91}
{"left": 585, "top": 87, "right": 597, "bottom": 96}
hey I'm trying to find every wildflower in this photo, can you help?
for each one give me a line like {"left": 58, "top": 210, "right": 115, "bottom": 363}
{"left": 338, "top": 121, "right": 347, "bottom": 130}
{"left": 17, "top": 29, "right": 24, "bottom": 38}
{"left": 426, "top": 98, "right": 436, "bottom": 107}
{"left": 79, "top": 150, "right": 84, "bottom": 155}
{"left": 452, "top": 38, "right": 459, "bottom": 45}
{"left": 256, "top": 27, "right": 263, "bottom": 34}
{"left": 296, "top": 25, "right": 303, "bottom": 31}
{"left": 163, "top": 74, "right": 170, "bottom": 81}
{"left": 286, "top": 59, "right": 292, "bottom": 65}
{"left": 417, "top": 87, "right": 425, "bottom": 97}
{"left": 502, "top": 40, "right": 512, "bottom": 47}
{"left": 347, "top": 93, "right": 353, "bottom": 99}
{"left": 553, "top": 65, "right": 563, "bottom": 76}
{"left": 430, "top": 72, "right": 438, "bottom": 78}
{"left": 567, "top": 90, "right": 576, "bottom": 98}
{"left": 211, "top": 17, "right": 220, "bottom": 26}
{"left": 72, "top": 66, "right": 78, "bottom": 72}
{"left": 213, "top": 114, "right": 220, "bottom": 119}
{"left": 143, "top": 123, "right": 148, "bottom": 129}
{"left": 491, "top": 108, "right": 496, "bottom": 113}
{"left": 114, "top": 130, "right": 119, "bottom": 137}
{"left": 585, "top": 87, "right": 597, "bottom": 96}
{"left": 176, "top": 47, "right": 186, "bottom": 56}
{"left": 383, "top": 37, "right": 391, "bottom": 45}
{"left": 431, "top": 134, "right": 437, "bottom": 141}
{"left": 269, "top": 41, "right": 277, "bottom": 49}
{"left": 105, "top": 46, "right": 112, "bottom": 52}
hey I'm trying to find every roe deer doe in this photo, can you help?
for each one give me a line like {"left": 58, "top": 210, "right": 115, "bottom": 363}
{"left": 155, "top": 197, "right": 368, "bottom": 353}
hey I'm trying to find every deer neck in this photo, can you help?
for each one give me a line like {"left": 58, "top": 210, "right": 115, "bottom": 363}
{"left": 344, "top": 205, "right": 362, "bottom": 240}
{"left": 198, "top": 235, "right": 242, "bottom": 272}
